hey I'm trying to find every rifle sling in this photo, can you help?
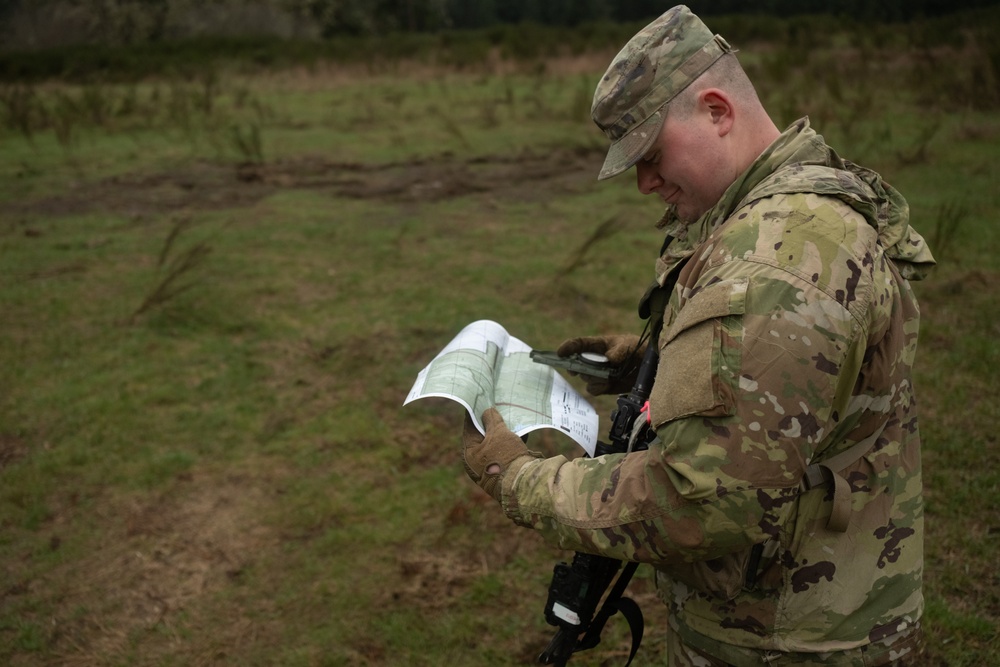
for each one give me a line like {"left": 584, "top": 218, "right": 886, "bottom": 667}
{"left": 578, "top": 561, "right": 643, "bottom": 666}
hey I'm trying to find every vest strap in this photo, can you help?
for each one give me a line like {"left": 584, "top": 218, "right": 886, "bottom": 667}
{"left": 800, "top": 423, "right": 887, "bottom": 532}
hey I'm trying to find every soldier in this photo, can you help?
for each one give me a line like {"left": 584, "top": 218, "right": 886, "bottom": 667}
{"left": 461, "top": 5, "right": 935, "bottom": 666}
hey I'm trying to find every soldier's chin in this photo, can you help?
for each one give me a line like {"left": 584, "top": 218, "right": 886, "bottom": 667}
{"left": 672, "top": 203, "right": 702, "bottom": 225}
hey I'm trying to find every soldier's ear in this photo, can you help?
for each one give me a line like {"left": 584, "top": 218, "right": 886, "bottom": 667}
{"left": 699, "top": 89, "right": 733, "bottom": 136}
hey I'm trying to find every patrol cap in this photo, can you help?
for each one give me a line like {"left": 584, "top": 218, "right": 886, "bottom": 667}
{"left": 592, "top": 6, "right": 732, "bottom": 180}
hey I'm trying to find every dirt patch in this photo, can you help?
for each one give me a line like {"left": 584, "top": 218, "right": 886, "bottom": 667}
{"left": 0, "top": 432, "right": 28, "bottom": 470}
{"left": 0, "top": 147, "right": 605, "bottom": 221}
{"left": 29, "top": 472, "right": 278, "bottom": 664}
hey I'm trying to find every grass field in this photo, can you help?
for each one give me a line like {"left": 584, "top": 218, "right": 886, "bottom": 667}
{"left": 1, "top": 14, "right": 999, "bottom": 667}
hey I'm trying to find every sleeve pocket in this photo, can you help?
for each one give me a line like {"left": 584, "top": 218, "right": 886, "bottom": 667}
{"left": 650, "top": 278, "right": 747, "bottom": 428}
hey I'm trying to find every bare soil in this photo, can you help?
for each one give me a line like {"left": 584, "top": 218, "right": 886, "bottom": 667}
{"left": 0, "top": 147, "right": 606, "bottom": 221}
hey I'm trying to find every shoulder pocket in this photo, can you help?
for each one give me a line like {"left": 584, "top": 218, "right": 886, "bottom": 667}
{"left": 650, "top": 278, "right": 748, "bottom": 428}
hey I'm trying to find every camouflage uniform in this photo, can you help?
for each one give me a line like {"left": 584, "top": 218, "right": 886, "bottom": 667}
{"left": 501, "top": 118, "right": 935, "bottom": 665}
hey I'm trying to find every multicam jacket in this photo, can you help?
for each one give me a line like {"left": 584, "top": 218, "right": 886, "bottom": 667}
{"left": 502, "top": 118, "right": 935, "bottom": 660}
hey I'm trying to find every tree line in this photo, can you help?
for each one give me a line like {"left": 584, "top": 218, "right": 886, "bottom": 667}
{"left": 1, "top": 0, "right": 998, "bottom": 50}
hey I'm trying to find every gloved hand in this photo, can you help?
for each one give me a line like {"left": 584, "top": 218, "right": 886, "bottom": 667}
{"left": 557, "top": 333, "right": 646, "bottom": 395}
{"left": 462, "top": 408, "right": 539, "bottom": 502}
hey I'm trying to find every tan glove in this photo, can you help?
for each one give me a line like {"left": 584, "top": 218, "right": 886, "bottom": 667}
{"left": 557, "top": 333, "right": 646, "bottom": 395}
{"left": 462, "top": 408, "right": 539, "bottom": 502}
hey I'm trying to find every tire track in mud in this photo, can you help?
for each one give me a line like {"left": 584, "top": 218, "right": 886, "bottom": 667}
{"left": 1, "top": 146, "right": 605, "bottom": 220}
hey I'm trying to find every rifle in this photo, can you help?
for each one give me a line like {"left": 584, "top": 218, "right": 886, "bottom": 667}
{"left": 531, "top": 341, "right": 660, "bottom": 666}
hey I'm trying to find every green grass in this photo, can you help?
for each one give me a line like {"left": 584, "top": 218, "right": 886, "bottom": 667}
{"left": 1, "top": 17, "right": 999, "bottom": 667}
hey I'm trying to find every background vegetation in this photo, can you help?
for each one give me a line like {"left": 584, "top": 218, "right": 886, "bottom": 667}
{"left": 1, "top": 4, "right": 998, "bottom": 666}
{"left": 3, "top": 0, "right": 1000, "bottom": 47}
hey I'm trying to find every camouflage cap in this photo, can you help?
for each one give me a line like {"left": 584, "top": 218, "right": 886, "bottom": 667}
{"left": 592, "top": 6, "right": 732, "bottom": 180}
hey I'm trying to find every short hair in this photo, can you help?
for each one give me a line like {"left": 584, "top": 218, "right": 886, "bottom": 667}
{"left": 669, "top": 53, "right": 761, "bottom": 118}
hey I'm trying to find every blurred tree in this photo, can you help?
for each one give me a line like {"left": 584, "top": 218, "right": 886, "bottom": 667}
{"left": 445, "top": 0, "right": 496, "bottom": 29}
{"left": 286, "top": 0, "right": 450, "bottom": 35}
{"left": 87, "top": 0, "right": 171, "bottom": 43}
{"left": 0, "top": 0, "right": 19, "bottom": 19}
{"left": 611, "top": 0, "right": 674, "bottom": 22}
{"left": 1, "top": 0, "right": 998, "bottom": 51}
{"left": 542, "top": 0, "right": 612, "bottom": 26}
{"left": 490, "top": 0, "right": 612, "bottom": 26}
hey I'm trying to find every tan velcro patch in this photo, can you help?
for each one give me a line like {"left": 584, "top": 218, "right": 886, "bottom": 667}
{"left": 650, "top": 278, "right": 747, "bottom": 427}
